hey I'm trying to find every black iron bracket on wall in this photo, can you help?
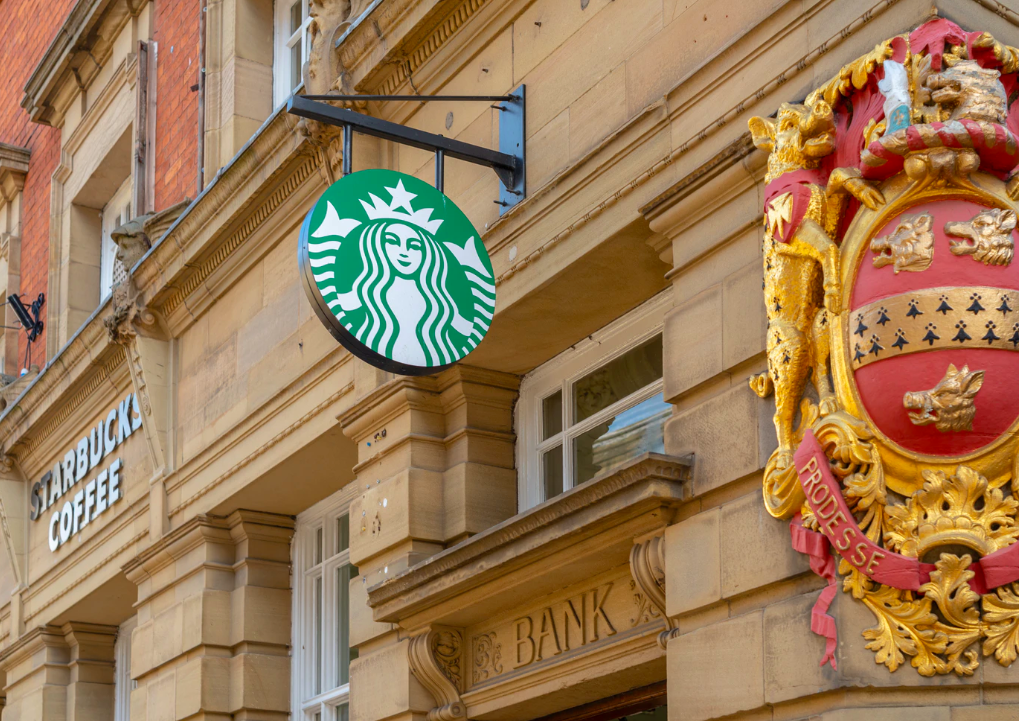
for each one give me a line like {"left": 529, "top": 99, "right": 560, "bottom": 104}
{"left": 286, "top": 84, "right": 525, "bottom": 214}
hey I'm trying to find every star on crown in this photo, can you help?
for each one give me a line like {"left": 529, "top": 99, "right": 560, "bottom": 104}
{"left": 360, "top": 180, "right": 443, "bottom": 234}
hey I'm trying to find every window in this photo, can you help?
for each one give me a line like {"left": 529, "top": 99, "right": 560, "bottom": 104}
{"left": 114, "top": 615, "right": 137, "bottom": 721}
{"left": 100, "top": 177, "right": 131, "bottom": 300}
{"left": 274, "top": 0, "right": 312, "bottom": 106}
{"left": 292, "top": 487, "right": 360, "bottom": 721}
{"left": 517, "top": 292, "right": 672, "bottom": 511}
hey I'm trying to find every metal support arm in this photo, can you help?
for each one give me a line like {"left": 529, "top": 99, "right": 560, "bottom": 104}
{"left": 287, "top": 86, "right": 525, "bottom": 214}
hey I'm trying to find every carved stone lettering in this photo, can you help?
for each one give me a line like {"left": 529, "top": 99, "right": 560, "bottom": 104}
{"left": 510, "top": 582, "right": 617, "bottom": 670}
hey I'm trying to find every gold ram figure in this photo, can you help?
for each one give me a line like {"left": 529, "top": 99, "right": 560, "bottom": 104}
{"left": 749, "top": 101, "right": 884, "bottom": 484}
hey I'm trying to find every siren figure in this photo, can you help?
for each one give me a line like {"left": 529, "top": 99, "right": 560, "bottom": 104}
{"left": 308, "top": 179, "right": 494, "bottom": 368}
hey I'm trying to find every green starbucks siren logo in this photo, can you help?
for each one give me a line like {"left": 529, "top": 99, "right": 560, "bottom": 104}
{"left": 300, "top": 169, "right": 495, "bottom": 375}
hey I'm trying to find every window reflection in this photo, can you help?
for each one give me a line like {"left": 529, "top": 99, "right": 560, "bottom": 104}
{"left": 574, "top": 393, "right": 669, "bottom": 484}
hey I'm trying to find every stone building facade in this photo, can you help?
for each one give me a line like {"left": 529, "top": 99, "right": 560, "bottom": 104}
{"left": 0, "top": 0, "right": 1016, "bottom": 720}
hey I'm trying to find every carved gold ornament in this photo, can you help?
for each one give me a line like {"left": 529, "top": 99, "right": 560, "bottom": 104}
{"left": 903, "top": 364, "right": 984, "bottom": 432}
{"left": 946, "top": 207, "right": 1017, "bottom": 266}
{"left": 884, "top": 466, "right": 1019, "bottom": 559}
{"left": 751, "top": 18, "right": 1019, "bottom": 675}
{"left": 870, "top": 212, "right": 935, "bottom": 273}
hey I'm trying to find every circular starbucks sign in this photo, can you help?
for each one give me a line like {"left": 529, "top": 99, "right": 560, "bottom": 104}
{"left": 299, "top": 169, "right": 495, "bottom": 375}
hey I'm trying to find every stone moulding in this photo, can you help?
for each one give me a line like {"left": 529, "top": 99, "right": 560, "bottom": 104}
{"left": 367, "top": 453, "right": 692, "bottom": 622}
{"left": 493, "top": 0, "right": 903, "bottom": 286}
{"left": 0, "top": 143, "right": 30, "bottom": 202}
{"left": 0, "top": 109, "right": 310, "bottom": 463}
{"left": 22, "top": 0, "right": 147, "bottom": 126}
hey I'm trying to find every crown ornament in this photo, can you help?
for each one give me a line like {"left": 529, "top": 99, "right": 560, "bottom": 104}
{"left": 359, "top": 180, "right": 444, "bottom": 234}
{"left": 884, "top": 466, "right": 1019, "bottom": 561}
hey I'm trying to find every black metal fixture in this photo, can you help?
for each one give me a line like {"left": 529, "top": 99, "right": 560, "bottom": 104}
{"left": 287, "top": 85, "right": 526, "bottom": 214}
{"left": 8, "top": 293, "right": 44, "bottom": 342}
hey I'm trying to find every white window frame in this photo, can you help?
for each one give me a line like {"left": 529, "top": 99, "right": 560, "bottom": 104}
{"left": 292, "top": 483, "right": 360, "bottom": 721}
{"left": 114, "top": 615, "right": 137, "bottom": 721}
{"left": 516, "top": 291, "right": 672, "bottom": 512}
{"left": 273, "top": 0, "right": 312, "bottom": 107}
{"left": 100, "top": 177, "right": 132, "bottom": 301}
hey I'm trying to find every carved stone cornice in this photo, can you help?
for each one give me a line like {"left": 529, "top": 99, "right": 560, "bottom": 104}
{"left": 0, "top": 144, "right": 30, "bottom": 203}
{"left": 339, "top": 364, "right": 518, "bottom": 442}
{"left": 0, "top": 624, "right": 66, "bottom": 671}
{"left": 338, "top": 0, "right": 488, "bottom": 95}
{"left": 134, "top": 108, "right": 315, "bottom": 323}
{"left": 368, "top": 453, "right": 691, "bottom": 622}
{"left": 21, "top": 0, "right": 146, "bottom": 126}
{"left": 0, "top": 318, "right": 126, "bottom": 467}
{"left": 491, "top": 0, "right": 903, "bottom": 286}
{"left": 408, "top": 627, "right": 466, "bottom": 721}
{"left": 629, "top": 534, "right": 674, "bottom": 649}
{"left": 122, "top": 510, "right": 294, "bottom": 599}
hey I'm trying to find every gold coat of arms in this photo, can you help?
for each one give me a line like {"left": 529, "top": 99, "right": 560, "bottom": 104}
{"left": 750, "top": 17, "right": 1019, "bottom": 675}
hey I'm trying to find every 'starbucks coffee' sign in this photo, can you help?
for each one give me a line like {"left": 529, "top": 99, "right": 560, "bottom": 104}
{"left": 300, "top": 169, "right": 496, "bottom": 375}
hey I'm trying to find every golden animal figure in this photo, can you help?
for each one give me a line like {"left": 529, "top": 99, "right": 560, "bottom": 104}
{"left": 904, "top": 363, "right": 985, "bottom": 432}
{"left": 927, "top": 60, "right": 1009, "bottom": 125}
{"left": 946, "top": 208, "right": 1017, "bottom": 266}
{"left": 870, "top": 212, "right": 935, "bottom": 273}
{"left": 749, "top": 101, "right": 884, "bottom": 472}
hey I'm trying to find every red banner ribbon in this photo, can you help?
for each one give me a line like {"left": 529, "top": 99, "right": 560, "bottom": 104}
{"left": 793, "top": 431, "right": 1019, "bottom": 595}
{"left": 790, "top": 515, "right": 838, "bottom": 669}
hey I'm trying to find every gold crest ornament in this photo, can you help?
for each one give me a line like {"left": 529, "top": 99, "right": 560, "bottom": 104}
{"left": 751, "top": 17, "right": 1019, "bottom": 675}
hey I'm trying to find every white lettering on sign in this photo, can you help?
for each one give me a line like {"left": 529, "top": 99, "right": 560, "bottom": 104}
{"left": 29, "top": 393, "right": 140, "bottom": 552}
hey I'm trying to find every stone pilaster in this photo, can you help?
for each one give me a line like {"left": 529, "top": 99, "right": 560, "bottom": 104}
{"left": 124, "top": 510, "right": 294, "bottom": 721}
{"left": 0, "top": 622, "right": 116, "bottom": 721}
{"left": 63, "top": 623, "right": 117, "bottom": 721}
{"left": 203, "top": 0, "right": 274, "bottom": 179}
{"left": 340, "top": 365, "right": 518, "bottom": 721}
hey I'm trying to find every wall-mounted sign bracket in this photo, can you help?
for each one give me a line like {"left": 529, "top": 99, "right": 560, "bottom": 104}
{"left": 287, "top": 85, "right": 525, "bottom": 214}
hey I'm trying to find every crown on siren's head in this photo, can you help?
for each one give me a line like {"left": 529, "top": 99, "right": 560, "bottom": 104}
{"left": 359, "top": 180, "right": 444, "bottom": 235}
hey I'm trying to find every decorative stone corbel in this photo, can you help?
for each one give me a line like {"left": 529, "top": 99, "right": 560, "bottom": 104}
{"left": 408, "top": 627, "right": 466, "bottom": 721}
{"left": 104, "top": 278, "right": 172, "bottom": 539}
{"left": 629, "top": 534, "right": 676, "bottom": 649}
{"left": 109, "top": 199, "right": 189, "bottom": 270}
{"left": 299, "top": 0, "right": 371, "bottom": 183}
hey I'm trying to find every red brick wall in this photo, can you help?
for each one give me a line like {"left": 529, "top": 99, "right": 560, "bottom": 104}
{"left": 0, "top": 0, "right": 201, "bottom": 369}
{"left": 153, "top": 0, "right": 202, "bottom": 211}
{"left": 0, "top": 0, "right": 78, "bottom": 368}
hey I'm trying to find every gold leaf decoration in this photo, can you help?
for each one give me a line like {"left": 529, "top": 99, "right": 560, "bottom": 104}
{"left": 807, "top": 39, "right": 897, "bottom": 108}
{"left": 983, "top": 583, "right": 1019, "bottom": 666}
{"left": 860, "top": 583, "right": 944, "bottom": 675}
{"left": 884, "top": 466, "right": 1019, "bottom": 559}
{"left": 919, "top": 554, "right": 982, "bottom": 676}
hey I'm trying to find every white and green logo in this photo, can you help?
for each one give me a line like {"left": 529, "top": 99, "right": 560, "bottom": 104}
{"left": 300, "top": 169, "right": 495, "bottom": 374}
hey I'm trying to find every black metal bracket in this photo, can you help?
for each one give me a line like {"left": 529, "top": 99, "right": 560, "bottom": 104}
{"left": 8, "top": 293, "right": 44, "bottom": 342}
{"left": 287, "top": 85, "right": 526, "bottom": 215}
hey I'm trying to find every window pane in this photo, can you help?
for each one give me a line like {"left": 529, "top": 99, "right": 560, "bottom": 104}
{"left": 336, "top": 564, "right": 354, "bottom": 685}
{"left": 289, "top": 1, "right": 301, "bottom": 33}
{"left": 541, "top": 391, "right": 562, "bottom": 440}
{"left": 290, "top": 43, "right": 302, "bottom": 91}
{"left": 314, "top": 527, "right": 323, "bottom": 566}
{"left": 542, "top": 445, "right": 563, "bottom": 501}
{"left": 314, "top": 575, "right": 323, "bottom": 695}
{"left": 337, "top": 705, "right": 349, "bottom": 721}
{"left": 337, "top": 514, "right": 349, "bottom": 554}
{"left": 573, "top": 335, "right": 663, "bottom": 423}
{"left": 573, "top": 392, "right": 669, "bottom": 485}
